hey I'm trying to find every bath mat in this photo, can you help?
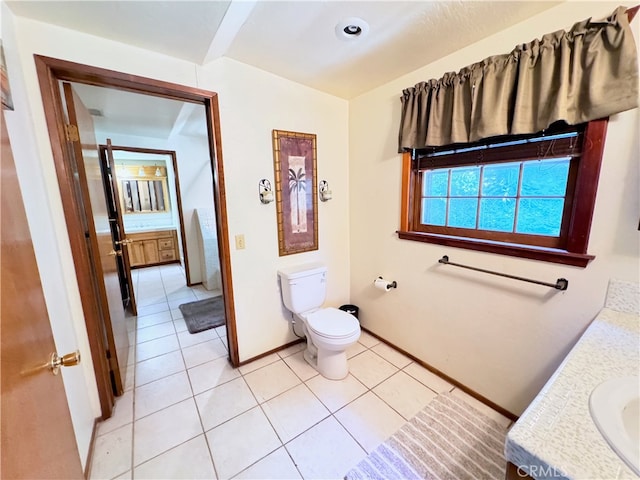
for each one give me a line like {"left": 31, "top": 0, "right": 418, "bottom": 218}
{"left": 344, "top": 392, "right": 508, "bottom": 480}
{"left": 178, "top": 296, "right": 225, "bottom": 334}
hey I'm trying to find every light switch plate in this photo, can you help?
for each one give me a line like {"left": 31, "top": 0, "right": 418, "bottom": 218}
{"left": 235, "top": 234, "right": 245, "bottom": 250}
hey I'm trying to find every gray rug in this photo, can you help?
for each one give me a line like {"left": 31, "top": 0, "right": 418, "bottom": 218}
{"left": 178, "top": 296, "right": 225, "bottom": 334}
{"left": 344, "top": 392, "right": 508, "bottom": 480}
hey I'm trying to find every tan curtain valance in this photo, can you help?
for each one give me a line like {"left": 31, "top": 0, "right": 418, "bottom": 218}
{"left": 398, "top": 6, "right": 639, "bottom": 151}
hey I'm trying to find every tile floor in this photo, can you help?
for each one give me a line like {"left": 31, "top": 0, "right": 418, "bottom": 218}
{"left": 90, "top": 264, "right": 511, "bottom": 480}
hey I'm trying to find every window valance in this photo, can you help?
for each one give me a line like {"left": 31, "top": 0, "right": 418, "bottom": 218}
{"left": 398, "top": 6, "right": 638, "bottom": 152}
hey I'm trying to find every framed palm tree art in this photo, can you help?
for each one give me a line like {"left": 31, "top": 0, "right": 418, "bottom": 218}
{"left": 272, "top": 130, "right": 318, "bottom": 256}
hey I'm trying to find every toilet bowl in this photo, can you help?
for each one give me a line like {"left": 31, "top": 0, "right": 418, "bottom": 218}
{"left": 278, "top": 263, "right": 361, "bottom": 380}
{"left": 299, "top": 307, "right": 360, "bottom": 380}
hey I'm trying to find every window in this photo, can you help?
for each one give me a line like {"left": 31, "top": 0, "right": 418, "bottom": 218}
{"left": 398, "top": 120, "right": 608, "bottom": 267}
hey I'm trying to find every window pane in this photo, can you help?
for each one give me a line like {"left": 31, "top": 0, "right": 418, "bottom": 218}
{"left": 516, "top": 198, "right": 564, "bottom": 236}
{"left": 422, "top": 198, "right": 446, "bottom": 226}
{"left": 479, "top": 198, "right": 516, "bottom": 232}
{"left": 448, "top": 198, "right": 477, "bottom": 228}
{"left": 482, "top": 163, "right": 519, "bottom": 197}
{"left": 423, "top": 170, "right": 448, "bottom": 196}
{"left": 450, "top": 166, "right": 480, "bottom": 197}
{"left": 521, "top": 158, "right": 570, "bottom": 196}
{"left": 405, "top": 122, "right": 602, "bottom": 263}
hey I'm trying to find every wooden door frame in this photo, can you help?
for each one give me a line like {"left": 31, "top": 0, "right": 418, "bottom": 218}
{"left": 100, "top": 145, "right": 193, "bottom": 286}
{"left": 34, "top": 55, "right": 239, "bottom": 417}
{"left": 62, "top": 82, "right": 125, "bottom": 396}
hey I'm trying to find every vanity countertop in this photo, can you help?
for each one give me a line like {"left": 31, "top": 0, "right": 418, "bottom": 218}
{"left": 505, "top": 305, "right": 639, "bottom": 479}
{"left": 125, "top": 227, "right": 176, "bottom": 234}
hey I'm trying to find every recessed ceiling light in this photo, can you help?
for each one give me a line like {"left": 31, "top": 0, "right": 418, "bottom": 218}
{"left": 343, "top": 25, "right": 362, "bottom": 36}
{"left": 335, "top": 17, "right": 369, "bottom": 41}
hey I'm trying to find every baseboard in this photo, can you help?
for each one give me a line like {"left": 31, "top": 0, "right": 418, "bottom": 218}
{"left": 361, "top": 327, "right": 519, "bottom": 422}
{"left": 237, "top": 338, "right": 305, "bottom": 367}
{"left": 84, "top": 417, "right": 100, "bottom": 479}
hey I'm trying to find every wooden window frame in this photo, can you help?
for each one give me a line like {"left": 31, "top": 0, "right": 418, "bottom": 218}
{"left": 398, "top": 119, "right": 608, "bottom": 267}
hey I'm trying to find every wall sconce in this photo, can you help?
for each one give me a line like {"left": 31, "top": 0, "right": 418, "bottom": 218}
{"left": 319, "top": 180, "right": 332, "bottom": 202}
{"left": 259, "top": 179, "right": 274, "bottom": 204}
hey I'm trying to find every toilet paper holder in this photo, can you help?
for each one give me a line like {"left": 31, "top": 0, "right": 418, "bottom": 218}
{"left": 375, "top": 276, "right": 397, "bottom": 289}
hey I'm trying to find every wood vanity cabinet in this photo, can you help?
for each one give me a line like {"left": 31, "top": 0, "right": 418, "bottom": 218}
{"left": 126, "top": 229, "right": 178, "bottom": 268}
{"left": 505, "top": 462, "right": 534, "bottom": 480}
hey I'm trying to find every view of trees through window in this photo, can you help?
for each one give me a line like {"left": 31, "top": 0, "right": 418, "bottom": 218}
{"left": 400, "top": 119, "right": 607, "bottom": 266}
{"left": 421, "top": 158, "right": 570, "bottom": 237}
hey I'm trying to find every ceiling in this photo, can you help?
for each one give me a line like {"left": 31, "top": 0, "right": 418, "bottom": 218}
{"left": 7, "top": 0, "right": 562, "bottom": 138}
{"left": 71, "top": 82, "right": 190, "bottom": 139}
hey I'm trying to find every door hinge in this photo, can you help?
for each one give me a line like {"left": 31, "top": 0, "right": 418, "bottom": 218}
{"left": 64, "top": 124, "right": 79, "bottom": 142}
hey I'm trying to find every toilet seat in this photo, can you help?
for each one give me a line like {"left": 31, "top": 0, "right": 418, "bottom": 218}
{"left": 306, "top": 307, "right": 360, "bottom": 340}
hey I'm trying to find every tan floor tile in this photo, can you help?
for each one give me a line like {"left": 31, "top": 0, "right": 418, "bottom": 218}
{"left": 134, "top": 435, "right": 215, "bottom": 479}
{"left": 195, "top": 377, "right": 257, "bottom": 431}
{"left": 89, "top": 423, "right": 132, "bottom": 480}
{"left": 133, "top": 398, "right": 203, "bottom": 466}
{"left": 285, "top": 417, "right": 366, "bottom": 479}
{"left": 233, "top": 447, "right": 301, "bottom": 480}
{"left": 188, "top": 356, "right": 240, "bottom": 395}
{"left": 403, "top": 362, "right": 455, "bottom": 393}
{"left": 335, "top": 391, "right": 405, "bottom": 453}
{"left": 262, "top": 384, "right": 330, "bottom": 442}
{"left": 373, "top": 371, "right": 437, "bottom": 419}
{"left": 243, "top": 360, "right": 301, "bottom": 403}
{"left": 348, "top": 350, "right": 398, "bottom": 389}
{"left": 206, "top": 407, "right": 281, "bottom": 478}
{"left": 305, "top": 373, "right": 367, "bottom": 412}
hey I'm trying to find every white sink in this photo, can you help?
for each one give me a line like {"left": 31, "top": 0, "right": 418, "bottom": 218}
{"left": 589, "top": 376, "right": 640, "bottom": 475}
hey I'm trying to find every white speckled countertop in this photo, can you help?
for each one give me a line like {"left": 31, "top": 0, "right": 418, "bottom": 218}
{"left": 505, "top": 279, "right": 640, "bottom": 480}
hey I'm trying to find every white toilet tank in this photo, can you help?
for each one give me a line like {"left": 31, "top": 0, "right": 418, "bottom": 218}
{"left": 278, "top": 263, "right": 327, "bottom": 314}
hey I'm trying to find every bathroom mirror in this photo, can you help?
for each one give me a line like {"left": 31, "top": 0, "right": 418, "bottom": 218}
{"left": 117, "top": 165, "right": 170, "bottom": 214}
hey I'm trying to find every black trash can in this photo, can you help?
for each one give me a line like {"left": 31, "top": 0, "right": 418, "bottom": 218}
{"left": 339, "top": 304, "right": 359, "bottom": 320}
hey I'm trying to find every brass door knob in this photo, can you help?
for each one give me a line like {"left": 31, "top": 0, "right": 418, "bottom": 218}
{"left": 115, "top": 239, "right": 132, "bottom": 245}
{"left": 108, "top": 249, "right": 122, "bottom": 256}
{"left": 49, "top": 350, "right": 81, "bottom": 375}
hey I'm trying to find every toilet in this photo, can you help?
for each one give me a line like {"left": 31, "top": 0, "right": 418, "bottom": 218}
{"left": 278, "top": 263, "right": 361, "bottom": 380}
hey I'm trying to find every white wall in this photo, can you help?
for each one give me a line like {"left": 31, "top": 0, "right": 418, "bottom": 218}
{"left": 167, "top": 127, "right": 215, "bottom": 285}
{"left": 3, "top": 5, "right": 349, "bottom": 462}
{"left": 348, "top": 2, "right": 640, "bottom": 415}
{"left": 200, "top": 58, "right": 350, "bottom": 360}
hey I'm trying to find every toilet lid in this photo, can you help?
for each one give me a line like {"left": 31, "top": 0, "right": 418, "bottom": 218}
{"left": 306, "top": 307, "right": 360, "bottom": 339}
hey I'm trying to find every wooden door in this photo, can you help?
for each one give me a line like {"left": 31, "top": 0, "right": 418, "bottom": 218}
{"left": 102, "top": 140, "right": 137, "bottom": 315}
{"left": 1, "top": 114, "right": 84, "bottom": 478}
{"left": 62, "top": 82, "right": 128, "bottom": 393}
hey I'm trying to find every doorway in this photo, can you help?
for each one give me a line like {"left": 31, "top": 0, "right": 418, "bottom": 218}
{"left": 99, "top": 144, "right": 196, "bottom": 316}
{"left": 35, "top": 55, "right": 239, "bottom": 418}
